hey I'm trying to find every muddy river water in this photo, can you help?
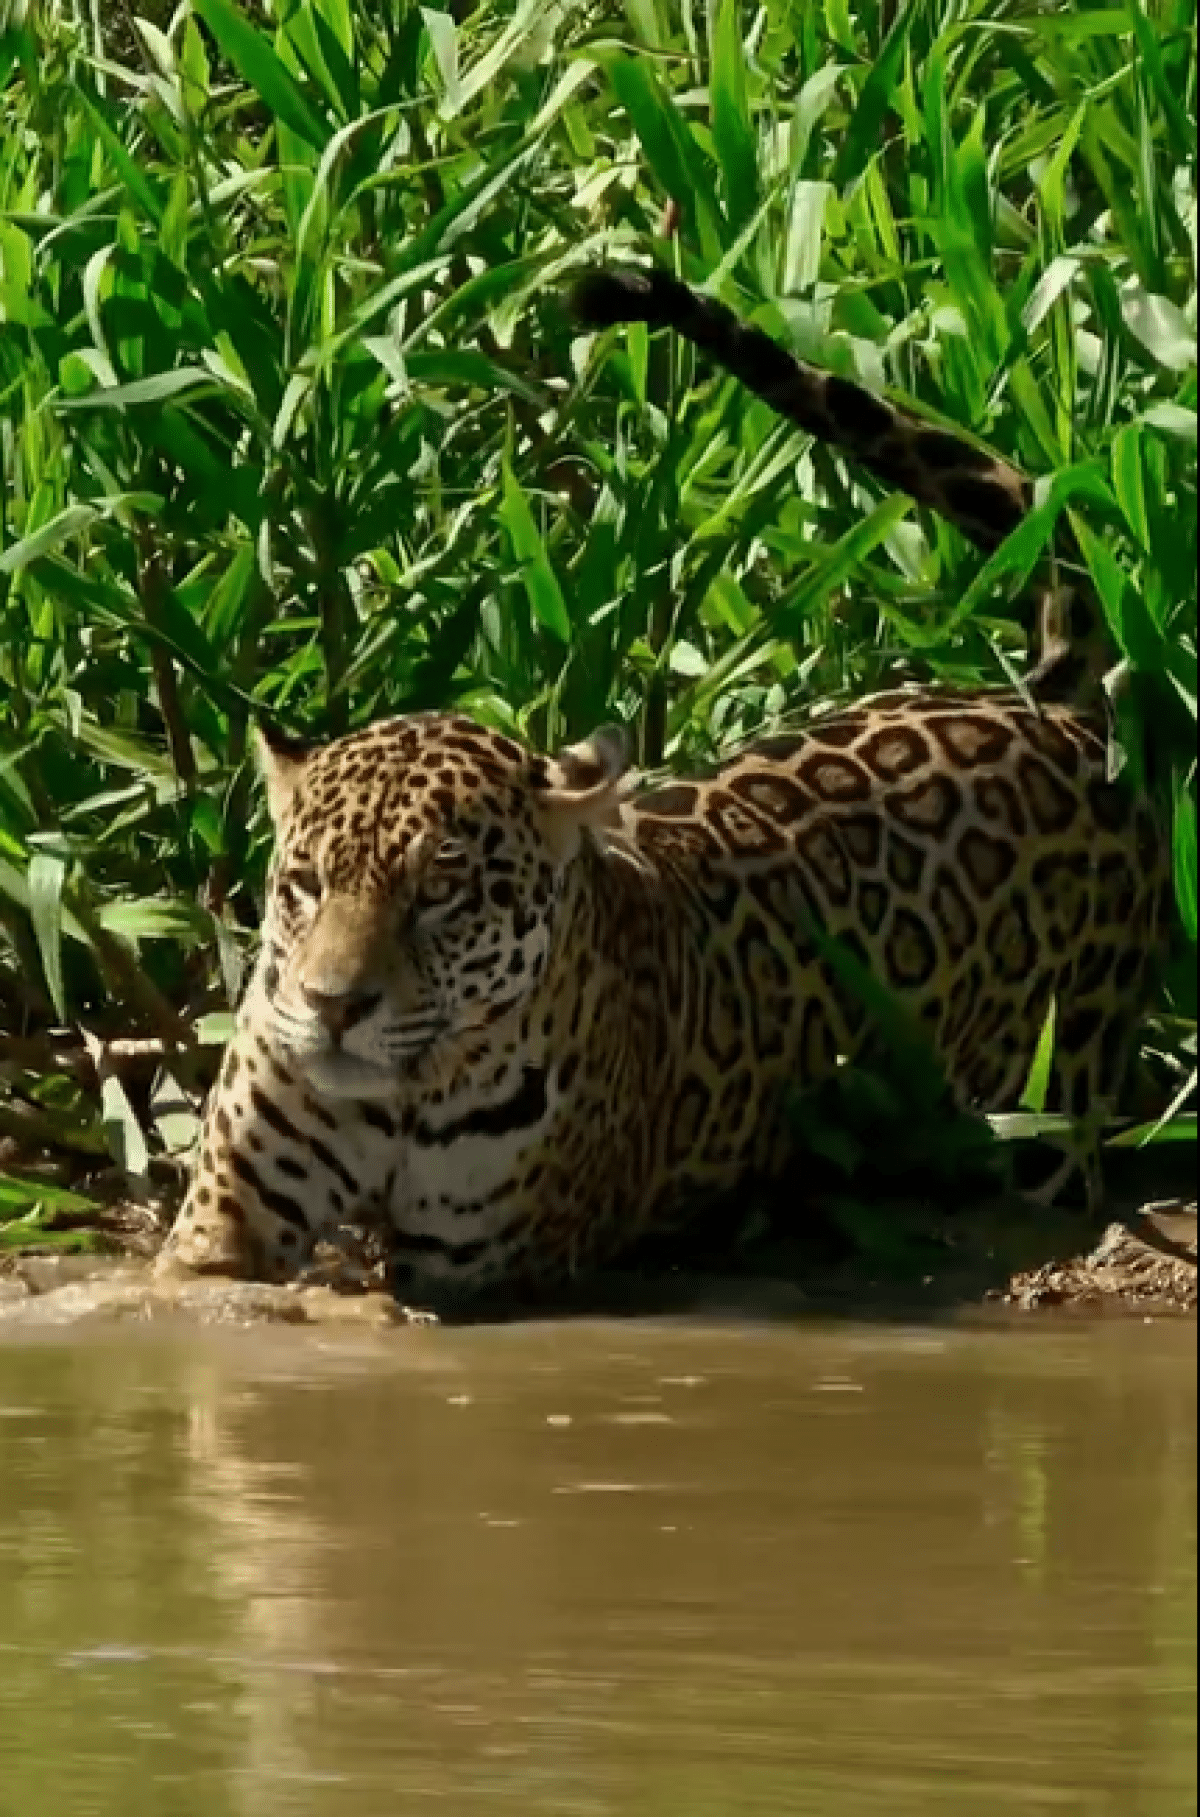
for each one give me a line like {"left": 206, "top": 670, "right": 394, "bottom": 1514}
{"left": 0, "top": 1313, "right": 1193, "bottom": 1817}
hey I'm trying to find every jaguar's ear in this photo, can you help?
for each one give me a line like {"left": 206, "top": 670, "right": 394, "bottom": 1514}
{"left": 254, "top": 724, "right": 314, "bottom": 825}
{"left": 535, "top": 726, "right": 637, "bottom": 860}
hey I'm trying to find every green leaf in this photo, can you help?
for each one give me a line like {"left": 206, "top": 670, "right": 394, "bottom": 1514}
{"left": 603, "top": 54, "right": 725, "bottom": 262}
{"left": 203, "top": 543, "right": 257, "bottom": 647}
{"left": 0, "top": 506, "right": 99, "bottom": 573}
{"left": 73, "top": 721, "right": 178, "bottom": 777}
{"left": 1108, "top": 1082, "right": 1197, "bottom": 1147}
{"left": 987, "top": 1112, "right": 1076, "bottom": 1143}
{"left": 422, "top": 8, "right": 461, "bottom": 114}
{"left": 196, "top": 1012, "right": 237, "bottom": 1046}
{"left": 1121, "top": 285, "right": 1197, "bottom": 372}
{"left": 775, "top": 496, "right": 913, "bottom": 635}
{"left": 98, "top": 1067, "right": 150, "bottom": 1183}
{"left": 0, "top": 855, "right": 87, "bottom": 945}
{"left": 1021, "top": 10, "right": 1135, "bottom": 37}
{"left": 709, "top": 0, "right": 759, "bottom": 230}
{"left": 52, "top": 368, "right": 220, "bottom": 410}
{"left": 833, "top": 2, "right": 915, "bottom": 187}
{"left": 1125, "top": 3, "right": 1195, "bottom": 163}
{"left": 1174, "top": 780, "right": 1197, "bottom": 946}
{"left": 287, "top": 0, "right": 360, "bottom": 121}
{"left": 96, "top": 899, "right": 213, "bottom": 942}
{"left": 1019, "top": 996, "right": 1057, "bottom": 1114}
{"left": 499, "top": 464, "right": 572, "bottom": 644}
{"left": 453, "top": 0, "right": 567, "bottom": 116}
{"left": 0, "top": 1174, "right": 100, "bottom": 1221}
{"left": 0, "top": 283, "right": 52, "bottom": 328}
{"left": 28, "top": 854, "right": 67, "bottom": 1021}
{"left": 946, "top": 464, "right": 1115, "bottom": 630}
{"left": 76, "top": 90, "right": 163, "bottom": 222}
{"left": 1070, "top": 512, "right": 1162, "bottom": 671}
{"left": 1034, "top": 101, "right": 1087, "bottom": 239}
{"left": 1142, "top": 403, "right": 1198, "bottom": 444}
{"left": 406, "top": 348, "right": 544, "bottom": 405}
{"left": 33, "top": 558, "right": 228, "bottom": 700}
{"left": 0, "top": 1215, "right": 107, "bottom": 1252}
{"left": 149, "top": 1068, "right": 201, "bottom": 1156}
{"left": 668, "top": 639, "right": 708, "bottom": 677}
{"left": 179, "top": 15, "right": 212, "bottom": 110}
{"left": 1110, "top": 424, "right": 1149, "bottom": 545}
{"left": 193, "top": 0, "right": 329, "bottom": 148}
{"left": 1, "top": 0, "right": 1194, "bottom": 1076}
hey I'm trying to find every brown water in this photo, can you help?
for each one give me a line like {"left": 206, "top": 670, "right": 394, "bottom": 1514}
{"left": 0, "top": 1315, "right": 1193, "bottom": 1817}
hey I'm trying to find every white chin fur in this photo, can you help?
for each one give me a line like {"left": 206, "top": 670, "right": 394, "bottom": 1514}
{"left": 301, "top": 1051, "right": 402, "bottom": 1101}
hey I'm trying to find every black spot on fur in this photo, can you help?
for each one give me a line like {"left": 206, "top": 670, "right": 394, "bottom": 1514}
{"left": 942, "top": 475, "right": 1024, "bottom": 544}
{"left": 639, "top": 783, "right": 701, "bottom": 818}
{"left": 416, "top": 1067, "right": 549, "bottom": 1148}
{"left": 825, "top": 375, "right": 894, "bottom": 441}
{"left": 914, "top": 429, "right": 993, "bottom": 472}
{"left": 229, "top": 1153, "right": 309, "bottom": 1230}
{"left": 884, "top": 908, "right": 938, "bottom": 988}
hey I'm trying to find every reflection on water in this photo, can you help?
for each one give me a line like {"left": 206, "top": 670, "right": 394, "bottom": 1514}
{"left": 0, "top": 1316, "right": 1194, "bottom": 1817}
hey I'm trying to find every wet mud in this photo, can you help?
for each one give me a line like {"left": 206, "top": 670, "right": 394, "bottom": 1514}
{"left": 0, "top": 1192, "right": 1193, "bottom": 1331}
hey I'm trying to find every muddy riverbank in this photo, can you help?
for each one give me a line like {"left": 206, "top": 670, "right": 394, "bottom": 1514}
{"left": 0, "top": 1189, "right": 1194, "bottom": 1330}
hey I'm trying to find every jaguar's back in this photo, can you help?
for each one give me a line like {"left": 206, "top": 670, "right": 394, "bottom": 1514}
{"left": 158, "top": 270, "right": 1168, "bottom": 1295}
{"left": 624, "top": 689, "right": 1160, "bottom": 1193}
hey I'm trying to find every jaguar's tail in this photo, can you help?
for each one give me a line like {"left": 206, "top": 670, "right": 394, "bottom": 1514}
{"left": 570, "top": 266, "right": 1097, "bottom": 703}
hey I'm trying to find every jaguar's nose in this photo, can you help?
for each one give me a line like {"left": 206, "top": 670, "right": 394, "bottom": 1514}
{"left": 300, "top": 984, "right": 382, "bottom": 1034}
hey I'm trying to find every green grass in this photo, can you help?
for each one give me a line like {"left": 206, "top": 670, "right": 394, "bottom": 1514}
{"left": 0, "top": 0, "right": 1195, "bottom": 1189}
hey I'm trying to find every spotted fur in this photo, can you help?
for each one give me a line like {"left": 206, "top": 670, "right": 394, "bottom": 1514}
{"left": 157, "top": 272, "right": 1167, "bottom": 1293}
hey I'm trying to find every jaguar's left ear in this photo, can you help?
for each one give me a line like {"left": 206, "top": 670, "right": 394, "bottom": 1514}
{"left": 535, "top": 726, "right": 637, "bottom": 860}
{"left": 254, "top": 724, "right": 316, "bottom": 825}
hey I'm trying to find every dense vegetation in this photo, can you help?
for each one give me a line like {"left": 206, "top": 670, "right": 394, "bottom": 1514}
{"left": 0, "top": 0, "right": 1194, "bottom": 1238}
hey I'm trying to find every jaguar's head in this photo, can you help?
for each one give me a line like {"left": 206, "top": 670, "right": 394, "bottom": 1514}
{"left": 252, "top": 714, "right": 633, "bottom": 1099}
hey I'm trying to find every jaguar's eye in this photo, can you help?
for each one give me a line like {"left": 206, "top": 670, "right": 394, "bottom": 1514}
{"left": 419, "top": 875, "right": 464, "bottom": 906}
{"left": 416, "top": 841, "right": 471, "bottom": 912}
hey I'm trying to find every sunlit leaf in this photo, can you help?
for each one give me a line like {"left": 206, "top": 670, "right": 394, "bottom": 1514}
{"left": 193, "top": 0, "right": 329, "bottom": 147}
{"left": 1019, "top": 997, "right": 1057, "bottom": 1115}
{"left": 498, "top": 464, "right": 572, "bottom": 644}
{"left": 28, "top": 854, "right": 67, "bottom": 1020}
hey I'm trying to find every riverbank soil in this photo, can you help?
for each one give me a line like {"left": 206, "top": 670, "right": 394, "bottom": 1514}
{"left": 0, "top": 1160, "right": 1194, "bottom": 1327}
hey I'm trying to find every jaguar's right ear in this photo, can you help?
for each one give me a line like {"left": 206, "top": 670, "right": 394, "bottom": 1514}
{"left": 534, "top": 725, "right": 637, "bottom": 861}
{"left": 254, "top": 724, "right": 314, "bottom": 824}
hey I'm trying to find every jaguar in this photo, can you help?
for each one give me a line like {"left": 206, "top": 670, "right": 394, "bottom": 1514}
{"left": 157, "top": 267, "right": 1167, "bottom": 1293}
